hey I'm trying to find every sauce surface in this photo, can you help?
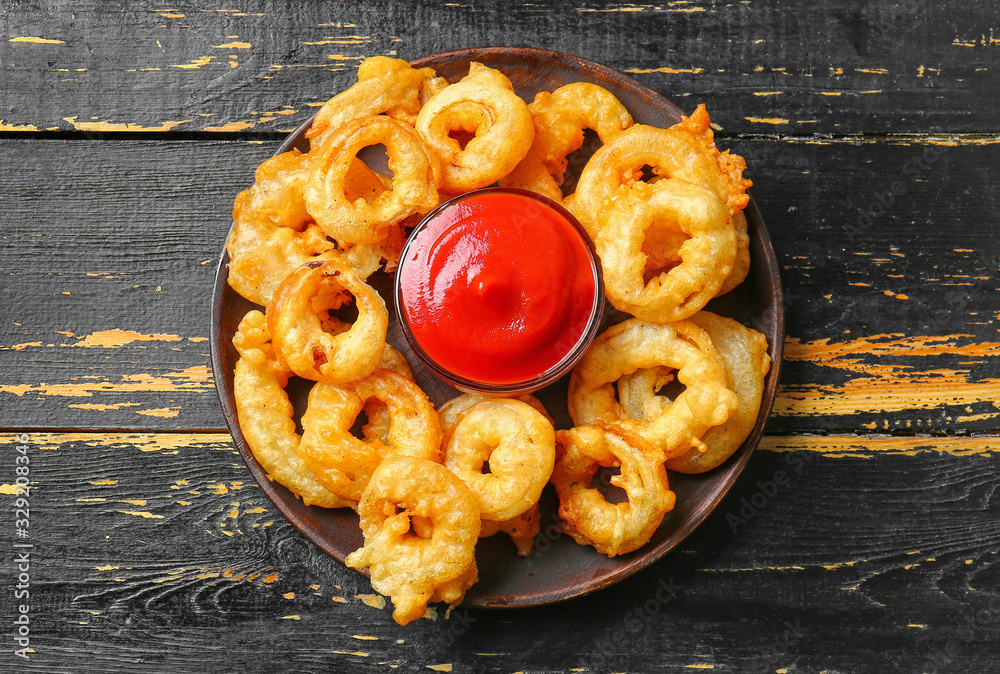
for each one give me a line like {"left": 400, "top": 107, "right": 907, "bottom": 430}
{"left": 398, "top": 190, "right": 598, "bottom": 385}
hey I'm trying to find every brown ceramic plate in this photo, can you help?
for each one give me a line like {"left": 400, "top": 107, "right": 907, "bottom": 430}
{"left": 211, "top": 47, "right": 784, "bottom": 608}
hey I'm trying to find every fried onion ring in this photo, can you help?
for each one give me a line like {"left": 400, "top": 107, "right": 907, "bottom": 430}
{"left": 415, "top": 62, "right": 534, "bottom": 194}
{"left": 298, "top": 368, "right": 442, "bottom": 503}
{"left": 305, "top": 115, "right": 442, "bottom": 244}
{"left": 267, "top": 260, "right": 388, "bottom": 384}
{"left": 573, "top": 104, "right": 751, "bottom": 238}
{"left": 232, "top": 309, "right": 350, "bottom": 508}
{"left": 568, "top": 318, "right": 738, "bottom": 458}
{"left": 716, "top": 210, "right": 750, "bottom": 296}
{"left": 479, "top": 503, "right": 541, "bottom": 557}
{"left": 307, "top": 56, "right": 441, "bottom": 148}
{"left": 619, "top": 313, "right": 769, "bottom": 473}
{"left": 552, "top": 424, "right": 675, "bottom": 557}
{"left": 442, "top": 399, "right": 555, "bottom": 521}
{"left": 227, "top": 152, "right": 405, "bottom": 305}
{"left": 596, "top": 179, "right": 736, "bottom": 323}
{"left": 500, "top": 82, "right": 633, "bottom": 203}
{"left": 438, "top": 392, "right": 554, "bottom": 432}
{"left": 226, "top": 150, "right": 335, "bottom": 306}
{"left": 345, "top": 456, "right": 480, "bottom": 625}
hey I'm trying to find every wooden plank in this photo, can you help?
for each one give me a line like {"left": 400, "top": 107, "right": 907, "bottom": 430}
{"left": 1, "top": 137, "right": 998, "bottom": 433}
{"left": 1, "top": 1, "right": 999, "bottom": 136}
{"left": 1, "top": 431, "right": 997, "bottom": 671}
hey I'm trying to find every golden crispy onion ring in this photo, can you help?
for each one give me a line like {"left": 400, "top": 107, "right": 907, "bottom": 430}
{"left": 231, "top": 310, "right": 351, "bottom": 508}
{"left": 358, "top": 344, "right": 416, "bottom": 448}
{"left": 305, "top": 115, "right": 442, "bottom": 244}
{"left": 345, "top": 456, "right": 480, "bottom": 626}
{"left": 307, "top": 56, "right": 441, "bottom": 148}
{"left": 716, "top": 210, "right": 750, "bottom": 296}
{"left": 415, "top": 62, "right": 534, "bottom": 194}
{"left": 297, "top": 368, "right": 442, "bottom": 503}
{"left": 479, "top": 503, "right": 541, "bottom": 557}
{"left": 442, "top": 399, "right": 555, "bottom": 521}
{"left": 500, "top": 82, "right": 633, "bottom": 203}
{"left": 573, "top": 104, "right": 752, "bottom": 238}
{"left": 226, "top": 150, "right": 335, "bottom": 306}
{"left": 596, "top": 179, "right": 736, "bottom": 323}
{"left": 226, "top": 152, "right": 405, "bottom": 305}
{"left": 618, "top": 312, "right": 771, "bottom": 474}
{"left": 568, "top": 318, "right": 738, "bottom": 458}
{"left": 641, "top": 209, "right": 749, "bottom": 298}
{"left": 552, "top": 424, "right": 675, "bottom": 557}
{"left": 267, "top": 259, "right": 388, "bottom": 384}
{"left": 438, "top": 392, "right": 554, "bottom": 431}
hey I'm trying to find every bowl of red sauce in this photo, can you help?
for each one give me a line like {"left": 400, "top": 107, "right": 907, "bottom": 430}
{"left": 395, "top": 187, "right": 604, "bottom": 395}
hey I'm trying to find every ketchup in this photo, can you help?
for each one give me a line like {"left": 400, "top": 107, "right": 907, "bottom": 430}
{"left": 397, "top": 189, "right": 600, "bottom": 387}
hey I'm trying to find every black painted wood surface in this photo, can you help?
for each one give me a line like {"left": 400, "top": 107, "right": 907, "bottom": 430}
{"left": 1, "top": 1, "right": 998, "bottom": 672}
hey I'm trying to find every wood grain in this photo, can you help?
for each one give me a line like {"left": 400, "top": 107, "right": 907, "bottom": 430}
{"left": 0, "top": 1, "right": 999, "bottom": 136}
{"left": 2, "top": 138, "right": 996, "bottom": 434}
{"left": 1, "top": 432, "right": 997, "bottom": 671}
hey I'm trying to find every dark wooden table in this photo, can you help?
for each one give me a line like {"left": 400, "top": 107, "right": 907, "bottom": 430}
{"left": 2, "top": 2, "right": 998, "bottom": 672}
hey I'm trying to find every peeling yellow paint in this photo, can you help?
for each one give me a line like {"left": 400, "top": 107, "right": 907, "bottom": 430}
{"left": 0, "top": 365, "right": 212, "bottom": 398}
{"left": 760, "top": 435, "right": 998, "bottom": 457}
{"left": 0, "top": 432, "right": 232, "bottom": 455}
{"left": 262, "top": 573, "right": 279, "bottom": 584}
{"left": 68, "top": 402, "right": 141, "bottom": 411}
{"left": 119, "top": 499, "right": 147, "bottom": 506}
{"left": 213, "top": 41, "right": 251, "bottom": 49}
{"left": 204, "top": 120, "right": 256, "bottom": 132}
{"left": 280, "top": 615, "right": 301, "bottom": 620}
{"left": 0, "top": 484, "right": 21, "bottom": 494}
{"left": 118, "top": 510, "right": 164, "bottom": 519}
{"left": 753, "top": 91, "right": 783, "bottom": 96}
{"left": 172, "top": 55, "right": 215, "bottom": 70}
{"left": 283, "top": 592, "right": 295, "bottom": 599}
{"left": 63, "top": 117, "right": 192, "bottom": 133}
{"left": 89, "top": 479, "right": 117, "bottom": 486}
{"left": 352, "top": 635, "right": 378, "bottom": 641}
{"left": 857, "top": 68, "right": 889, "bottom": 74}
{"left": 745, "top": 117, "right": 790, "bottom": 125}
{"left": 70, "top": 329, "right": 184, "bottom": 348}
{"left": 0, "top": 120, "right": 40, "bottom": 131}
{"left": 776, "top": 334, "right": 1000, "bottom": 421}
{"left": 95, "top": 565, "right": 120, "bottom": 571}
{"left": 6, "top": 342, "right": 42, "bottom": 351}
{"left": 356, "top": 593, "right": 386, "bottom": 609}
{"left": 331, "top": 596, "right": 348, "bottom": 603}
{"left": 304, "top": 35, "right": 370, "bottom": 45}
{"left": 625, "top": 66, "right": 704, "bottom": 75}
{"left": 10, "top": 36, "right": 65, "bottom": 44}
{"left": 822, "top": 561, "right": 857, "bottom": 570}
{"left": 136, "top": 407, "right": 181, "bottom": 419}
{"left": 685, "top": 666, "right": 714, "bottom": 670}
{"left": 426, "top": 666, "right": 452, "bottom": 673}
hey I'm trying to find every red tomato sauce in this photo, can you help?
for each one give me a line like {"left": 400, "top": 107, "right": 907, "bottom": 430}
{"left": 397, "top": 189, "right": 599, "bottom": 386}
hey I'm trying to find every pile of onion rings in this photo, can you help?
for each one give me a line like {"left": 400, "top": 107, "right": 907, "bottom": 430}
{"left": 226, "top": 56, "right": 770, "bottom": 624}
